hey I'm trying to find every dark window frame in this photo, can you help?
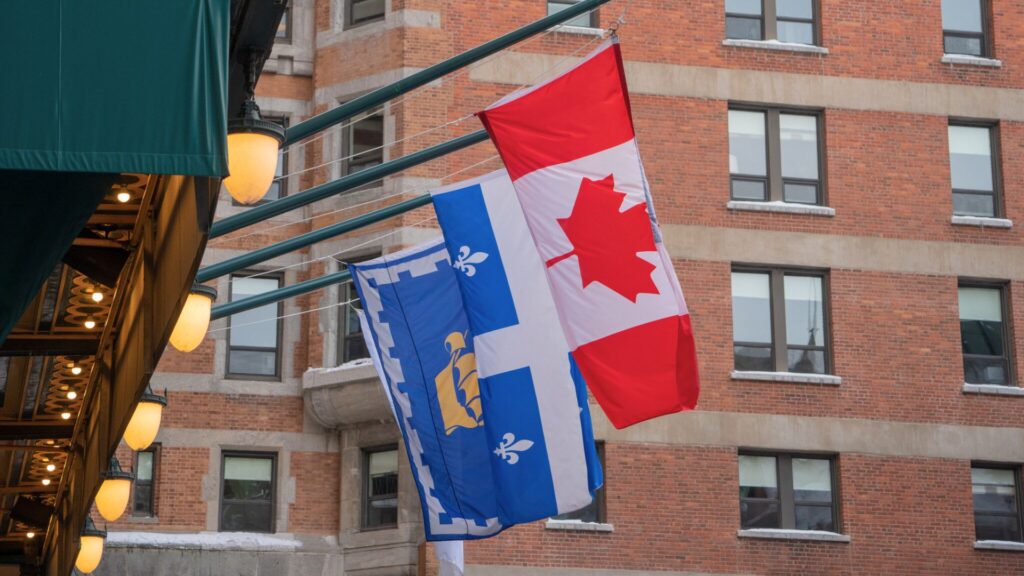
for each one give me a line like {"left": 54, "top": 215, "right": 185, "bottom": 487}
{"left": 230, "top": 115, "right": 289, "bottom": 206}
{"left": 726, "top": 0, "right": 821, "bottom": 45}
{"left": 337, "top": 252, "right": 381, "bottom": 366}
{"left": 958, "top": 279, "right": 1015, "bottom": 386}
{"left": 949, "top": 119, "right": 1003, "bottom": 219}
{"left": 739, "top": 451, "right": 840, "bottom": 532}
{"left": 971, "top": 462, "right": 1023, "bottom": 542}
{"left": 729, "top": 104, "right": 826, "bottom": 206}
{"left": 345, "top": 0, "right": 386, "bottom": 29}
{"left": 732, "top": 265, "right": 833, "bottom": 375}
{"left": 339, "top": 105, "right": 385, "bottom": 189}
{"left": 132, "top": 444, "right": 159, "bottom": 518}
{"left": 547, "top": 0, "right": 600, "bottom": 28}
{"left": 219, "top": 451, "right": 278, "bottom": 534}
{"left": 362, "top": 445, "right": 399, "bottom": 531}
{"left": 552, "top": 442, "right": 607, "bottom": 523}
{"left": 275, "top": 4, "right": 293, "bottom": 43}
{"left": 226, "top": 272, "right": 284, "bottom": 381}
{"left": 942, "top": 0, "right": 993, "bottom": 58}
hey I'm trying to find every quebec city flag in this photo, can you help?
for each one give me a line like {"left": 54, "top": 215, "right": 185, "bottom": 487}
{"left": 350, "top": 170, "right": 601, "bottom": 540}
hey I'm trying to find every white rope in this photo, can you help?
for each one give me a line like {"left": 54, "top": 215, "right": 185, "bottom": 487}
{"left": 208, "top": 298, "right": 360, "bottom": 331}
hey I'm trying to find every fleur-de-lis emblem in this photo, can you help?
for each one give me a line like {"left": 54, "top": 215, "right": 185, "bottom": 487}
{"left": 452, "top": 245, "right": 488, "bottom": 277}
{"left": 493, "top": 432, "right": 534, "bottom": 465}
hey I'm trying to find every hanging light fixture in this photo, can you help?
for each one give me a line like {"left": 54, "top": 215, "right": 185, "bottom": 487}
{"left": 223, "top": 50, "right": 285, "bottom": 205}
{"left": 168, "top": 284, "right": 217, "bottom": 352}
{"left": 122, "top": 387, "right": 167, "bottom": 450}
{"left": 75, "top": 516, "right": 106, "bottom": 574}
{"left": 94, "top": 457, "right": 135, "bottom": 522}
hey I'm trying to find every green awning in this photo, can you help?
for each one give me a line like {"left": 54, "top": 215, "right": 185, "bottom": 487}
{"left": 0, "top": 0, "right": 229, "bottom": 176}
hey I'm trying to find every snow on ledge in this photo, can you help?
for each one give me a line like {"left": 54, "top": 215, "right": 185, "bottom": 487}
{"left": 738, "top": 528, "right": 850, "bottom": 543}
{"left": 963, "top": 383, "right": 1024, "bottom": 397}
{"left": 306, "top": 357, "right": 375, "bottom": 375}
{"left": 545, "top": 518, "right": 614, "bottom": 533}
{"left": 722, "top": 38, "right": 829, "bottom": 55}
{"left": 942, "top": 54, "right": 1002, "bottom": 67}
{"left": 732, "top": 371, "right": 842, "bottom": 386}
{"left": 728, "top": 200, "right": 835, "bottom": 217}
{"left": 975, "top": 540, "right": 1024, "bottom": 552}
{"left": 106, "top": 531, "right": 302, "bottom": 551}
{"left": 951, "top": 215, "right": 1013, "bottom": 229}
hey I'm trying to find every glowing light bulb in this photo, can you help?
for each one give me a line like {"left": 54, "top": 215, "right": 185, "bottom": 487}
{"left": 91, "top": 292, "right": 104, "bottom": 303}
{"left": 61, "top": 412, "right": 71, "bottom": 420}
{"left": 71, "top": 366, "right": 82, "bottom": 376}
{"left": 26, "top": 532, "right": 34, "bottom": 539}
{"left": 116, "top": 190, "right": 131, "bottom": 203}
{"left": 67, "top": 391, "right": 78, "bottom": 400}
{"left": 46, "top": 464, "right": 56, "bottom": 472}
{"left": 84, "top": 319, "right": 96, "bottom": 330}
{"left": 41, "top": 479, "right": 50, "bottom": 486}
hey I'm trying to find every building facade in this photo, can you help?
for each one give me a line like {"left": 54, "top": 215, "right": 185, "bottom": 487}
{"left": 96, "top": 1, "right": 1024, "bottom": 574}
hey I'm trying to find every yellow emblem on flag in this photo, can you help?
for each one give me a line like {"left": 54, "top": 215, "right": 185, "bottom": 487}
{"left": 434, "top": 332, "right": 484, "bottom": 435}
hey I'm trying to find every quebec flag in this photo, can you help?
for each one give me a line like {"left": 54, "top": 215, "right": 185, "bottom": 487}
{"left": 351, "top": 170, "right": 601, "bottom": 541}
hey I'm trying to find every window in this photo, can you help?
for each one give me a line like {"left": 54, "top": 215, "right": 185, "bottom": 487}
{"left": 553, "top": 443, "right": 606, "bottom": 523}
{"left": 732, "top": 269, "right": 829, "bottom": 374}
{"left": 959, "top": 284, "right": 1012, "bottom": 386}
{"left": 227, "top": 274, "right": 282, "bottom": 379}
{"left": 942, "top": 0, "right": 990, "bottom": 57}
{"left": 346, "top": 0, "right": 385, "bottom": 28}
{"left": 275, "top": 5, "right": 292, "bottom": 43}
{"left": 132, "top": 446, "right": 158, "bottom": 517}
{"left": 231, "top": 116, "right": 288, "bottom": 205}
{"left": 726, "top": 0, "right": 819, "bottom": 45}
{"left": 547, "top": 0, "right": 599, "bottom": 28}
{"left": 948, "top": 124, "right": 999, "bottom": 218}
{"left": 739, "top": 453, "right": 837, "bottom": 531}
{"left": 729, "top": 107, "right": 822, "bottom": 205}
{"left": 973, "top": 465, "right": 1022, "bottom": 542}
{"left": 342, "top": 108, "right": 384, "bottom": 179}
{"left": 220, "top": 452, "right": 276, "bottom": 533}
{"left": 363, "top": 447, "right": 398, "bottom": 529}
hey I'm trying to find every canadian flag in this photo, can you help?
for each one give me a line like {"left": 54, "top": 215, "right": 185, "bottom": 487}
{"left": 477, "top": 39, "right": 699, "bottom": 428}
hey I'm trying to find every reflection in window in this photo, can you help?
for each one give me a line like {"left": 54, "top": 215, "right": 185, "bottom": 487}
{"left": 339, "top": 281, "right": 369, "bottom": 364}
{"left": 949, "top": 125, "right": 997, "bottom": 218}
{"left": 942, "top": 0, "right": 989, "bottom": 57}
{"left": 553, "top": 443, "right": 606, "bottom": 523}
{"left": 220, "top": 454, "right": 275, "bottom": 533}
{"left": 364, "top": 448, "right": 398, "bottom": 529}
{"left": 344, "top": 109, "right": 384, "bottom": 177}
{"left": 133, "top": 448, "right": 157, "bottom": 517}
{"left": 725, "top": 0, "right": 763, "bottom": 40}
{"left": 228, "top": 275, "right": 282, "bottom": 378}
{"left": 740, "top": 454, "right": 836, "bottom": 532}
{"left": 729, "top": 110, "right": 768, "bottom": 201}
{"left": 729, "top": 107, "right": 822, "bottom": 205}
{"left": 726, "top": 0, "right": 818, "bottom": 45}
{"left": 348, "top": 0, "right": 385, "bottom": 28}
{"left": 972, "top": 467, "right": 1022, "bottom": 542}
{"left": 547, "top": 0, "right": 598, "bottom": 28}
{"left": 959, "top": 285, "right": 1010, "bottom": 385}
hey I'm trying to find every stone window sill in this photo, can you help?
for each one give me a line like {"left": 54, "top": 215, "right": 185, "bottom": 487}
{"left": 951, "top": 215, "right": 1013, "bottom": 229}
{"left": 942, "top": 54, "right": 1002, "bottom": 68}
{"left": 738, "top": 529, "right": 850, "bottom": 543}
{"left": 732, "top": 371, "right": 842, "bottom": 386}
{"left": 728, "top": 200, "right": 835, "bottom": 217}
{"left": 963, "top": 383, "right": 1024, "bottom": 397}
{"left": 545, "top": 519, "right": 614, "bottom": 533}
{"left": 975, "top": 540, "right": 1024, "bottom": 552}
{"left": 551, "top": 24, "right": 605, "bottom": 37}
{"left": 723, "top": 38, "right": 829, "bottom": 55}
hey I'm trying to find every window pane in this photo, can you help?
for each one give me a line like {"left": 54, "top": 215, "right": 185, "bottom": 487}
{"left": 784, "top": 183, "right": 818, "bottom": 204}
{"left": 726, "top": 0, "right": 762, "bottom": 15}
{"left": 228, "top": 349, "right": 277, "bottom": 376}
{"left": 348, "top": 113, "right": 384, "bottom": 174}
{"left": 732, "top": 272, "right": 772, "bottom": 344}
{"left": 225, "top": 457, "right": 273, "bottom": 482}
{"left": 739, "top": 455, "right": 778, "bottom": 497}
{"left": 976, "top": 514, "right": 1023, "bottom": 542}
{"left": 784, "top": 276, "right": 824, "bottom": 348}
{"left": 726, "top": 16, "right": 763, "bottom": 40}
{"left": 366, "top": 449, "right": 399, "bottom": 528}
{"left": 973, "top": 468, "right": 1021, "bottom": 541}
{"left": 795, "top": 504, "right": 834, "bottom": 531}
{"left": 793, "top": 458, "right": 832, "bottom": 502}
{"left": 732, "top": 179, "right": 767, "bottom": 201}
{"left": 959, "top": 287, "right": 1005, "bottom": 356}
{"left": 945, "top": 35, "right": 984, "bottom": 56}
{"left": 275, "top": 8, "right": 289, "bottom": 38}
{"left": 351, "top": 0, "right": 385, "bottom": 24}
{"left": 729, "top": 110, "right": 767, "bottom": 176}
{"left": 787, "top": 348, "right": 826, "bottom": 374}
{"left": 133, "top": 484, "right": 153, "bottom": 515}
{"left": 777, "top": 21, "right": 814, "bottom": 44}
{"left": 741, "top": 499, "right": 781, "bottom": 528}
{"left": 368, "top": 450, "right": 398, "bottom": 478}
{"left": 964, "top": 357, "right": 1008, "bottom": 386}
{"left": 948, "top": 126, "right": 993, "bottom": 192}
{"left": 221, "top": 502, "right": 272, "bottom": 532}
{"left": 953, "top": 192, "right": 995, "bottom": 218}
{"left": 229, "top": 277, "right": 280, "bottom": 348}
{"left": 942, "top": 0, "right": 983, "bottom": 32}
{"left": 780, "top": 114, "right": 819, "bottom": 180}
{"left": 548, "top": 1, "right": 594, "bottom": 28}
{"left": 735, "top": 345, "right": 773, "bottom": 371}
{"left": 777, "top": 0, "right": 813, "bottom": 19}
{"left": 137, "top": 451, "right": 154, "bottom": 481}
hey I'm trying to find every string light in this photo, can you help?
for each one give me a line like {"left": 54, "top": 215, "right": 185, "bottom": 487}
{"left": 41, "top": 479, "right": 50, "bottom": 486}
{"left": 67, "top": 390, "right": 78, "bottom": 400}
{"left": 84, "top": 318, "right": 96, "bottom": 330}
{"left": 46, "top": 464, "right": 56, "bottom": 472}
{"left": 60, "top": 412, "right": 71, "bottom": 420}
{"left": 91, "top": 291, "right": 105, "bottom": 303}
{"left": 71, "top": 365, "right": 82, "bottom": 376}
{"left": 26, "top": 532, "right": 34, "bottom": 539}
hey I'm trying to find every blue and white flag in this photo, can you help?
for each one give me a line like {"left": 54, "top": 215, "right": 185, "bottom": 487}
{"left": 351, "top": 171, "right": 601, "bottom": 541}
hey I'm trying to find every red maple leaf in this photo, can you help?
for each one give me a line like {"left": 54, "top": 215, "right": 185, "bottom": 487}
{"left": 546, "top": 174, "right": 659, "bottom": 302}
